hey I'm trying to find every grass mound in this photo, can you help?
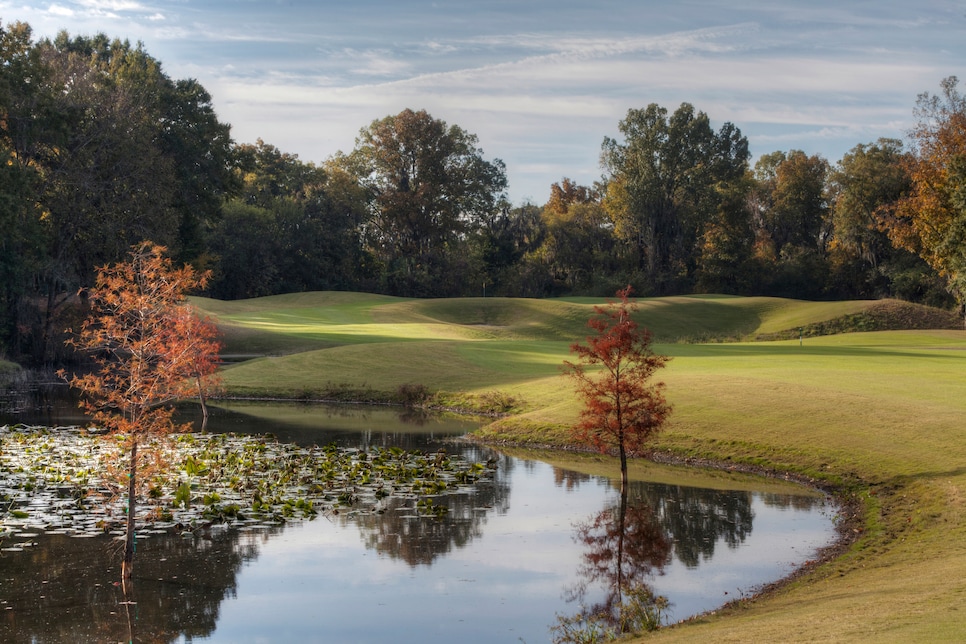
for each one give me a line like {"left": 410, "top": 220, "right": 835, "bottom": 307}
{"left": 196, "top": 292, "right": 960, "bottom": 357}
{"left": 755, "top": 299, "right": 962, "bottom": 340}
{"left": 202, "top": 292, "right": 960, "bottom": 412}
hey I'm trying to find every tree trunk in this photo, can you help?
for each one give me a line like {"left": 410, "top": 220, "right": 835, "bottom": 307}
{"left": 121, "top": 575, "right": 137, "bottom": 642}
{"left": 122, "top": 437, "right": 138, "bottom": 580}
{"left": 616, "top": 483, "right": 628, "bottom": 631}
{"left": 196, "top": 375, "right": 209, "bottom": 430}
{"left": 619, "top": 440, "right": 629, "bottom": 493}
{"left": 41, "top": 287, "right": 60, "bottom": 363}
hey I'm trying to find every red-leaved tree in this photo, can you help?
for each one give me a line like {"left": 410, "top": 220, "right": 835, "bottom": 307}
{"left": 168, "top": 303, "right": 223, "bottom": 428}
{"left": 564, "top": 286, "right": 671, "bottom": 488}
{"left": 64, "top": 242, "right": 221, "bottom": 580}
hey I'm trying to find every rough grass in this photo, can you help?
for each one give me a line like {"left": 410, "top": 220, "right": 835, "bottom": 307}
{"left": 195, "top": 291, "right": 966, "bottom": 641}
{"left": 755, "top": 299, "right": 962, "bottom": 340}
{"left": 0, "top": 359, "right": 21, "bottom": 380}
{"left": 0, "top": 360, "right": 22, "bottom": 392}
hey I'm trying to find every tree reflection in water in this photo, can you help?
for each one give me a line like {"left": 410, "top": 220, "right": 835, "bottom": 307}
{"left": 0, "top": 454, "right": 513, "bottom": 641}
{"left": 346, "top": 452, "right": 513, "bottom": 566}
{"left": 555, "top": 477, "right": 759, "bottom": 640}
{"left": 0, "top": 526, "right": 276, "bottom": 643}
{"left": 555, "top": 486, "right": 671, "bottom": 640}
{"left": 646, "top": 483, "right": 755, "bottom": 568}
{"left": 552, "top": 467, "right": 594, "bottom": 491}
{"left": 1, "top": 388, "right": 830, "bottom": 642}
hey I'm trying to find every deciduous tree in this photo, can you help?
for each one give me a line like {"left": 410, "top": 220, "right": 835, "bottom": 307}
{"left": 340, "top": 108, "right": 507, "bottom": 296}
{"left": 536, "top": 179, "right": 616, "bottom": 293}
{"left": 888, "top": 76, "right": 966, "bottom": 315}
{"left": 750, "top": 150, "right": 832, "bottom": 297}
{"left": 694, "top": 172, "right": 758, "bottom": 294}
{"left": 476, "top": 202, "right": 547, "bottom": 296}
{"left": 767, "top": 151, "right": 831, "bottom": 252}
{"left": 169, "top": 303, "right": 223, "bottom": 428}
{"left": 64, "top": 242, "right": 220, "bottom": 580}
{"left": 159, "top": 78, "right": 237, "bottom": 264}
{"left": 0, "top": 24, "right": 235, "bottom": 362}
{"left": 830, "top": 139, "right": 909, "bottom": 270}
{"left": 826, "top": 139, "right": 940, "bottom": 299}
{"left": 564, "top": 287, "right": 671, "bottom": 489}
{"left": 0, "top": 21, "right": 47, "bottom": 352}
{"left": 208, "top": 142, "right": 367, "bottom": 298}
{"left": 601, "top": 104, "right": 749, "bottom": 293}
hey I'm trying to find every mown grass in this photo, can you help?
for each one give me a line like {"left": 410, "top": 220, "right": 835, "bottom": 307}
{"left": 192, "top": 291, "right": 966, "bottom": 642}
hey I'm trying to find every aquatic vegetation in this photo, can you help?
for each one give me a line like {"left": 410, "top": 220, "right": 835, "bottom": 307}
{"left": 0, "top": 424, "right": 493, "bottom": 546}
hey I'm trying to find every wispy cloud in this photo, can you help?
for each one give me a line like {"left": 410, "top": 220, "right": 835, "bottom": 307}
{"left": 46, "top": 4, "right": 75, "bottom": 17}
{"left": 73, "top": 0, "right": 148, "bottom": 10}
{"left": 1, "top": 0, "right": 958, "bottom": 201}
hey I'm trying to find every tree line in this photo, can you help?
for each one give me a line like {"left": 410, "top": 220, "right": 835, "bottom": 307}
{"left": 2, "top": 20, "right": 964, "bottom": 364}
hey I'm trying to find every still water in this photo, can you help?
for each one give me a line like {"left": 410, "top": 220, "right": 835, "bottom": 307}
{"left": 0, "top": 387, "right": 837, "bottom": 643}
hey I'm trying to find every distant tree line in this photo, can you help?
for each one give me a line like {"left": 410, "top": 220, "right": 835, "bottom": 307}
{"left": 2, "top": 20, "right": 964, "bottom": 364}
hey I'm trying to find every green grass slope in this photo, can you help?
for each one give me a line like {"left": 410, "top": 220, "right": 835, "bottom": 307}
{"left": 195, "top": 292, "right": 958, "bottom": 355}
{"left": 195, "top": 292, "right": 957, "bottom": 402}
{"left": 193, "top": 292, "right": 966, "bottom": 641}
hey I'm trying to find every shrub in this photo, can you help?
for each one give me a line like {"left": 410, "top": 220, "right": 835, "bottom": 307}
{"left": 396, "top": 383, "right": 431, "bottom": 407}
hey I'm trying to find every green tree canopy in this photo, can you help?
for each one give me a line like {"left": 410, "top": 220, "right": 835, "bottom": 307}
{"left": 206, "top": 140, "right": 368, "bottom": 299}
{"left": 0, "top": 23, "right": 235, "bottom": 361}
{"left": 830, "top": 139, "right": 910, "bottom": 270}
{"left": 534, "top": 178, "right": 616, "bottom": 293}
{"left": 601, "top": 103, "right": 749, "bottom": 294}
{"left": 339, "top": 108, "right": 508, "bottom": 296}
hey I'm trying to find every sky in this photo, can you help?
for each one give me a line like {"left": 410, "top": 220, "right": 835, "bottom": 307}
{"left": 1, "top": 0, "right": 962, "bottom": 203}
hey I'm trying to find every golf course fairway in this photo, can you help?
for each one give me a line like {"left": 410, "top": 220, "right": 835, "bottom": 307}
{"left": 192, "top": 292, "right": 966, "bottom": 642}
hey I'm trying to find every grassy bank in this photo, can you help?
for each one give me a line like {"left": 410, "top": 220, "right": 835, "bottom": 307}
{"left": 193, "top": 292, "right": 966, "bottom": 641}
{"left": 0, "top": 359, "right": 21, "bottom": 381}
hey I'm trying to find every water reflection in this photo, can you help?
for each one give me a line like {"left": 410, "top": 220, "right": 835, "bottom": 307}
{"left": 560, "top": 487, "right": 671, "bottom": 637}
{"left": 558, "top": 478, "right": 760, "bottom": 636}
{"left": 1, "top": 385, "right": 836, "bottom": 643}
{"left": 0, "top": 526, "right": 279, "bottom": 643}
{"left": 552, "top": 467, "right": 594, "bottom": 491}
{"left": 346, "top": 454, "right": 513, "bottom": 566}
{"left": 648, "top": 484, "right": 755, "bottom": 568}
{"left": 185, "top": 399, "right": 482, "bottom": 453}
{"left": 0, "top": 379, "right": 86, "bottom": 428}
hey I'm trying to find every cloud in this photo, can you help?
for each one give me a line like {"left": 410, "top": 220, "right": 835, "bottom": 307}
{"left": 66, "top": 0, "right": 153, "bottom": 18}
{"left": 339, "top": 49, "right": 412, "bottom": 77}
{"left": 194, "top": 14, "right": 932, "bottom": 199}
{"left": 74, "top": 0, "right": 146, "bottom": 9}
{"left": 4, "top": 0, "right": 955, "bottom": 202}
{"left": 46, "top": 4, "right": 75, "bottom": 17}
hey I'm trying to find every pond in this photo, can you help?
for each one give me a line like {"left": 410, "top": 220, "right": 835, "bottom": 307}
{"left": 0, "top": 385, "right": 838, "bottom": 643}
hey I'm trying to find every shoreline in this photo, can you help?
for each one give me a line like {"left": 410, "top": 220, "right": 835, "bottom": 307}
{"left": 465, "top": 431, "right": 867, "bottom": 630}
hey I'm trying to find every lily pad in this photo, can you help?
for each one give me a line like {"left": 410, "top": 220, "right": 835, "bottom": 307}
{"left": 1, "top": 424, "right": 493, "bottom": 542}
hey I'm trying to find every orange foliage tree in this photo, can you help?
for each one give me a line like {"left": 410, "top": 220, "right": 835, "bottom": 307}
{"left": 564, "top": 286, "right": 671, "bottom": 488}
{"left": 888, "top": 76, "right": 966, "bottom": 313}
{"left": 167, "top": 304, "right": 223, "bottom": 428}
{"left": 64, "top": 242, "right": 220, "bottom": 579}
